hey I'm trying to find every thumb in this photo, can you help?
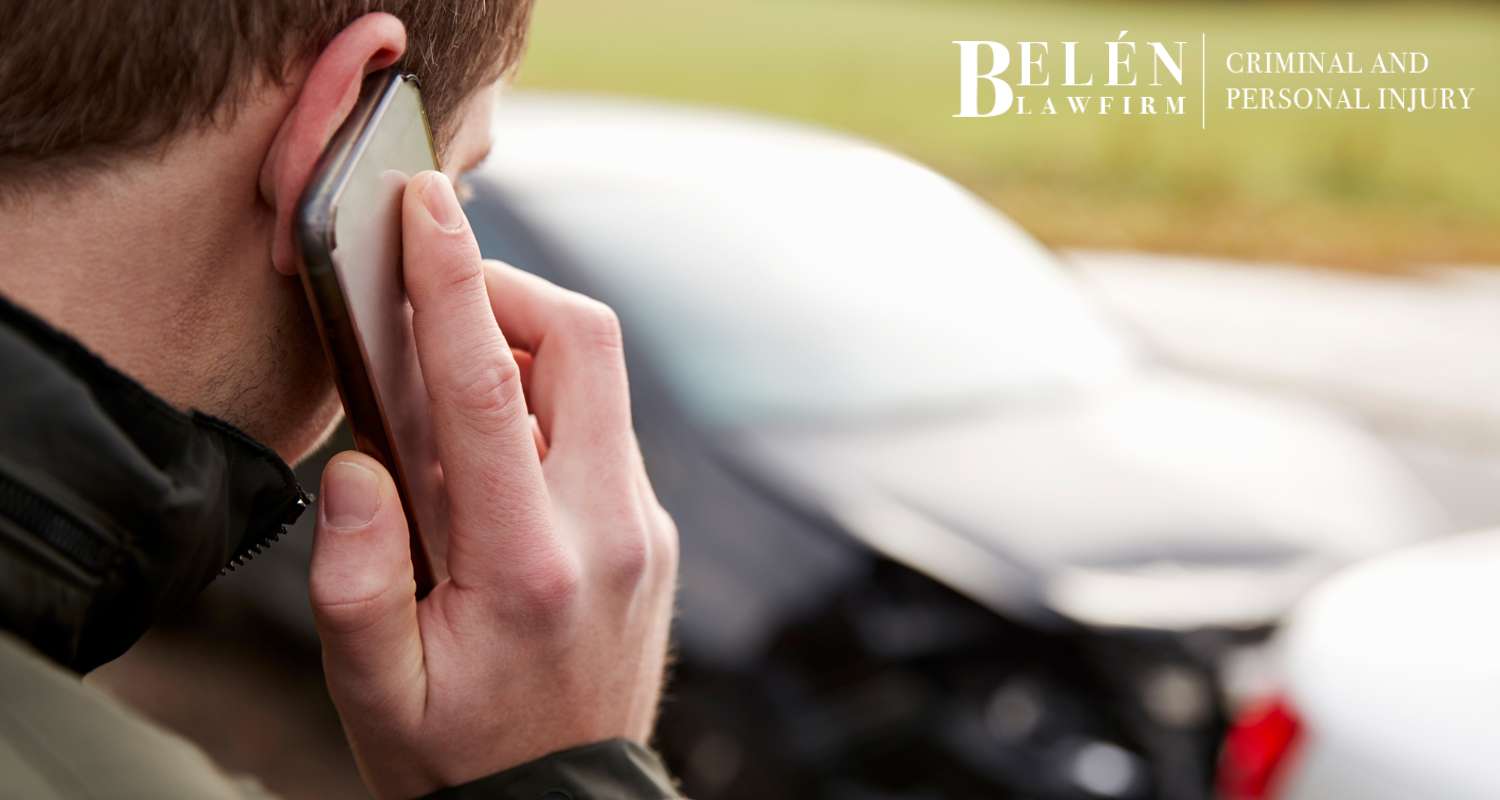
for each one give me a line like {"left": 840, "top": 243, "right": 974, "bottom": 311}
{"left": 309, "top": 451, "right": 424, "bottom": 717}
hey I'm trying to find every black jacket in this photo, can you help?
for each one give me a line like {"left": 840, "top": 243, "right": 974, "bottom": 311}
{"left": 0, "top": 293, "right": 676, "bottom": 799}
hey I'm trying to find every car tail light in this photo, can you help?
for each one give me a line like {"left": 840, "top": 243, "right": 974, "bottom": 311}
{"left": 1217, "top": 696, "right": 1302, "bottom": 800}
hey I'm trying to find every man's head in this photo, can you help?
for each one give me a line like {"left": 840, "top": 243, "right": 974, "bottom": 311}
{"left": 0, "top": 1, "right": 533, "bottom": 462}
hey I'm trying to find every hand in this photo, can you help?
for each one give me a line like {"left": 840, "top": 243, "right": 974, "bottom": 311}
{"left": 307, "top": 171, "right": 678, "bottom": 798}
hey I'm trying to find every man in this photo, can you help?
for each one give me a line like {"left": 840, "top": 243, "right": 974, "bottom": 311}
{"left": 0, "top": 2, "right": 680, "bottom": 798}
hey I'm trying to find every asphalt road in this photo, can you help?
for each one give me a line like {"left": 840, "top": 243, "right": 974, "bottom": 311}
{"left": 1067, "top": 251, "right": 1500, "bottom": 533}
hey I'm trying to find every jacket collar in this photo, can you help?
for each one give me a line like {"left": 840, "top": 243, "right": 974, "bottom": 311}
{"left": 0, "top": 293, "right": 308, "bottom": 672}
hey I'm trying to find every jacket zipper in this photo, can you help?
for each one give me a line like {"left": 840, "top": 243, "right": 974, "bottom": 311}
{"left": 0, "top": 462, "right": 307, "bottom": 578}
{"left": 220, "top": 491, "right": 310, "bottom": 575}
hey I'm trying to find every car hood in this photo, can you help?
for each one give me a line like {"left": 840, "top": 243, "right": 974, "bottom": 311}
{"left": 728, "top": 372, "right": 1445, "bottom": 631}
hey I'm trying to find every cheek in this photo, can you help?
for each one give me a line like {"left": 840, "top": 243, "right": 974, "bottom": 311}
{"left": 443, "top": 87, "right": 498, "bottom": 177}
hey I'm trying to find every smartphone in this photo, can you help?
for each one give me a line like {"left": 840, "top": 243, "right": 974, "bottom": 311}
{"left": 295, "top": 69, "right": 443, "bottom": 596}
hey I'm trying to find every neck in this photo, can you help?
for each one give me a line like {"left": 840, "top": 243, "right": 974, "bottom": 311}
{"left": 0, "top": 88, "right": 341, "bottom": 462}
{"left": 0, "top": 129, "right": 271, "bottom": 410}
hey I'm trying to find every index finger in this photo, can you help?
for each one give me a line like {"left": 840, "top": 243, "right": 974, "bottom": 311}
{"left": 402, "top": 172, "right": 554, "bottom": 590}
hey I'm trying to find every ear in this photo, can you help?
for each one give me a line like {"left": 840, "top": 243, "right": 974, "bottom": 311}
{"left": 260, "top": 12, "right": 407, "bottom": 276}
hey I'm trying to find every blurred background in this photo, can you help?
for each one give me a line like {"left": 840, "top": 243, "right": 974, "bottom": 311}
{"left": 516, "top": 0, "right": 1500, "bottom": 270}
{"left": 91, "top": 2, "right": 1500, "bottom": 799}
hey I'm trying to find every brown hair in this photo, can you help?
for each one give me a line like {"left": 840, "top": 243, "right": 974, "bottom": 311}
{"left": 0, "top": 1, "right": 533, "bottom": 186}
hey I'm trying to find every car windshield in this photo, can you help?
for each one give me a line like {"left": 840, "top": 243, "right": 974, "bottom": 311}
{"left": 491, "top": 123, "right": 1134, "bottom": 427}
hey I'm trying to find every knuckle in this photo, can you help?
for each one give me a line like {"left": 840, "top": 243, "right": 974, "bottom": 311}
{"left": 513, "top": 552, "right": 583, "bottom": 623}
{"left": 310, "top": 574, "right": 413, "bottom": 637}
{"left": 605, "top": 525, "right": 650, "bottom": 586}
{"left": 437, "top": 251, "right": 485, "bottom": 294}
{"left": 445, "top": 354, "right": 525, "bottom": 432}
{"left": 567, "top": 298, "right": 624, "bottom": 354}
{"left": 601, "top": 501, "right": 676, "bottom": 589}
{"left": 651, "top": 507, "right": 681, "bottom": 574}
{"left": 410, "top": 242, "right": 484, "bottom": 308}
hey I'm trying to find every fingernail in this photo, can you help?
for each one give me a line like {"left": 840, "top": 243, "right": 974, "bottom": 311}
{"left": 419, "top": 172, "right": 464, "bottom": 231}
{"left": 322, "top": 460, "right": 381, "bottom": 530}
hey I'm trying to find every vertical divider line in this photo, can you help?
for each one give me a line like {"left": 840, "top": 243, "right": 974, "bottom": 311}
{"left": 1201, "top": 33, "right": 1208, "bottom": 130}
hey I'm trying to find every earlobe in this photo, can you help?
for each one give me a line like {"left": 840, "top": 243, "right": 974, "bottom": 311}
{"left": 262, "top": 12, "right": 407, "bottom": 276}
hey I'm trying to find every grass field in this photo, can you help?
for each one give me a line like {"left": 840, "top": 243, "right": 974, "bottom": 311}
{"left": 515, "top": 0, "right": 1500, "bottom": 270}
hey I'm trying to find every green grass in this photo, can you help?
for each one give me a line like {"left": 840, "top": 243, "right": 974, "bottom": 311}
{"left": 514, "top": 0, "right": 1500, "bottom": 270}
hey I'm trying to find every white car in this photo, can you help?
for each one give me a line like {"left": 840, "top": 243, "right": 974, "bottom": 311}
{"left": 467, "top": 95, "right": 1452, "bottom": 799}
{"left": 1219, "top": 530, "right": 1500, "bottom": 799}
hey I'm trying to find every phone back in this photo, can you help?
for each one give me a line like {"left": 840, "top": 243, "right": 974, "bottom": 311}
{"left": 303, "top": 74, "right": 447, "bottom": 583}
